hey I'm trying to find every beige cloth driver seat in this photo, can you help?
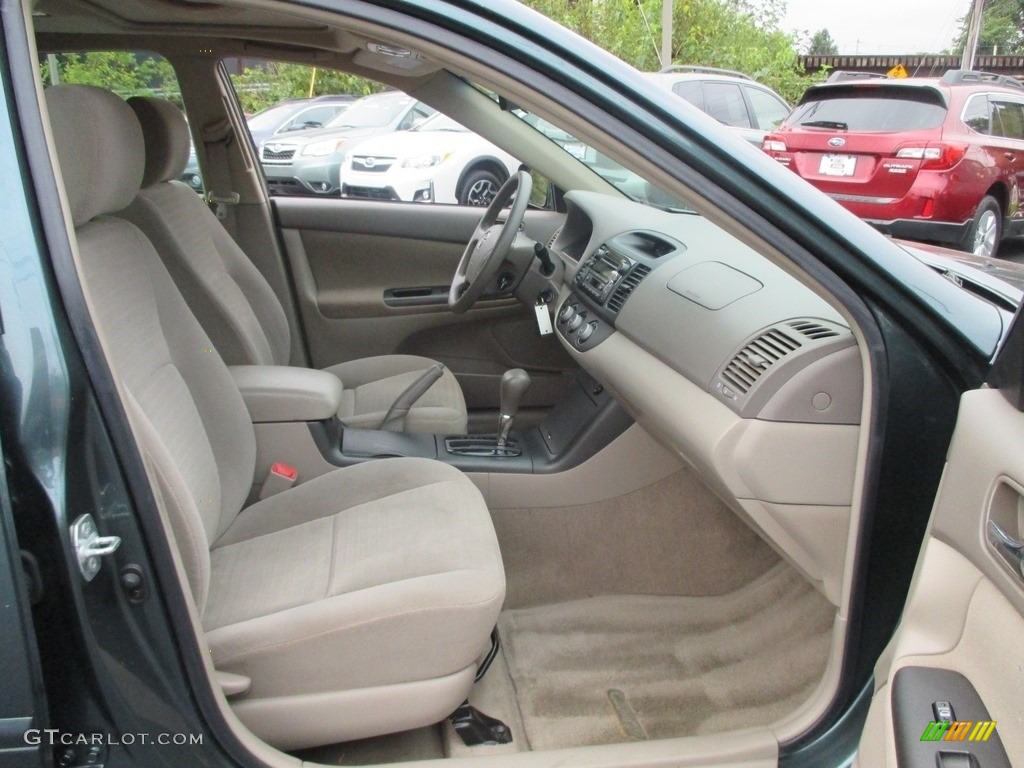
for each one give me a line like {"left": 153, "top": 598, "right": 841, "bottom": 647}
{"left": 118, "top": 96, "right": 467, "bottom": 435}
{"left": 45, "top": 84, "right": 504, "bottom": 751}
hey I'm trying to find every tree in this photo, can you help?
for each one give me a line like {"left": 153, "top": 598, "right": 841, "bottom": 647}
{"left": 231, "top": 62, "right": 384, "bottom": 114}
{"left": 808, "top": 28, "right": 839, "bottom": 56}
{"left": 519, "top": 0, "right": 824, "bottom": 104}
{"left": 953, "top": 0, "right": 1024, "bottom": 56}
{"left": 41, "top": 52, "right": 181, "bottom": 104}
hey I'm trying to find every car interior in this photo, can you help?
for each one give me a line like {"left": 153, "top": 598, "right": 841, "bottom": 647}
{"left": 12, "top": 0, "right": 1024, "bottom": 766}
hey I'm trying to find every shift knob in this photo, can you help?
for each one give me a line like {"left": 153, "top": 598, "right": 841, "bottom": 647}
{"left": 497, "top": 368, "right": 531, "bottom": 447}
{"left": 500, "top": 368, "right": 531, "bottom": 419}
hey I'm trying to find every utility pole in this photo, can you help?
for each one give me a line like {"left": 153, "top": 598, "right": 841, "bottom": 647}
{"left": 961, "top": 0, "right": 985, "bottom": 71}
{"left": 47, "top": 53, "right": 60, "bottom": 85}
{"left": 661, "top": 0, "right": 673, "bottom": 70}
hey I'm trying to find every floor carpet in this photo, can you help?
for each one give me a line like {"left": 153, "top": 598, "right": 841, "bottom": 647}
{"left": 498, "top": 562, "right": 835, "bottom": 750}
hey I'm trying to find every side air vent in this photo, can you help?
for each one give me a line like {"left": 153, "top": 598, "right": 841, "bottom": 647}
{"left": 721, "top": 329, "right": 801, "bottom": 395}
{"left": 788, "top": 319, "right": 840, "bottom": 340}
{"left": 606, "top": 264, "right": 652, "bottom": 313}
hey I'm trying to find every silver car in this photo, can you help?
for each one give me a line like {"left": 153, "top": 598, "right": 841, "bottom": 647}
{"left": 260, "top": 91, "right": 434, "bottom": 195}
{"left": 643, "top": 65, "right": 791, "bottom": 146}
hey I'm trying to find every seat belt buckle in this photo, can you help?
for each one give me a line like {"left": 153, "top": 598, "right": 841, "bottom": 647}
{"left": 259, "top": 462, "right": 298, "bottom": 500}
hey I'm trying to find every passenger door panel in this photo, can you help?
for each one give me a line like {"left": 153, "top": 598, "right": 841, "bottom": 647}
{"left": 855, "top": 387, "right": 1024, "bottom": 766}
{"left": 274, "top": 197, "right": 575, "bottom": 413}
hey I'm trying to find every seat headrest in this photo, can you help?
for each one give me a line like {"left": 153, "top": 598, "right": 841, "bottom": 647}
{"left": 44, "top": 85, "right": 145, "bottom": 227}
{"left": 127, "top": 97, "right": 192, "bottom": 188}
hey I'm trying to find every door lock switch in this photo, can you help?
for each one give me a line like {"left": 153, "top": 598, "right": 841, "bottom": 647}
{"left": 933, "top": 700, "right": 955, "bottom": 723}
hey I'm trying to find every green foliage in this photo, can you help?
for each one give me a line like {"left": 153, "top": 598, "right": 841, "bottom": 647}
{"left": 808, "top": 28, "right": 839, "bottom": 56}
{"left": 41, "top": 52, "right": 182, "bottom": 105}
{"left": 40, "top": 52, "right": 389, "bottom": 115}
{"left": 231, "top": 62, "right": 385, "bottom": 114}
{"left": 953, "top": 0, "right": 1024, "bottom": 55}
{"left": 519, "top": 0, "right": 824, "bottom": 105}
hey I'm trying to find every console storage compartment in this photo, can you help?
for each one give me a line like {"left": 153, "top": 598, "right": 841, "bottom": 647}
{"left": 229, "top": 365, "right": 343, "bottom": 423}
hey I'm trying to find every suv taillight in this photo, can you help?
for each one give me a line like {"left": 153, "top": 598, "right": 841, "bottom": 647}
{"left": 894, "top": 142, "right": 967, "bottom": 170}
{"left": 762, "top": 136, "right": 787, "bottom": 153}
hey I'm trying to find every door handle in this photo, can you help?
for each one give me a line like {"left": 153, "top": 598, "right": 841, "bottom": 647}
{"left": 987, "top": 520, "right": 1024, "bottom": 576}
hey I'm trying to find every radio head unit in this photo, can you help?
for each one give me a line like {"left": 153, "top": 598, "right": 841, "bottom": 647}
{"left": 574, "top": 244, "right": 634, "bottom": 304}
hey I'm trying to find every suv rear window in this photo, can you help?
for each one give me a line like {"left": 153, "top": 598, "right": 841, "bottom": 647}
{"left": 790, "top": 86, "right": 947, "bottom": 133}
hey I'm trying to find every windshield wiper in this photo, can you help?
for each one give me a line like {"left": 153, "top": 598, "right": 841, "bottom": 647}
{"left": 800, "top": 120, "right": 848, "bottom": 130}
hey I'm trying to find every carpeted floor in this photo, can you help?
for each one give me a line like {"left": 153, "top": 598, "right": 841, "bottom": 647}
{"left": 498, "top": 562, "right": 835, "bottom": 751}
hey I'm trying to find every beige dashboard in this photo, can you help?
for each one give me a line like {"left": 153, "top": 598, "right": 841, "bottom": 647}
{"left": 549, "top": 191, "right": 864, "bottom": 606}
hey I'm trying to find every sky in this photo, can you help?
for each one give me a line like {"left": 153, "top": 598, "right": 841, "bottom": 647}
{"left": 781, "top": 0, "right": 970, "bottom": 55}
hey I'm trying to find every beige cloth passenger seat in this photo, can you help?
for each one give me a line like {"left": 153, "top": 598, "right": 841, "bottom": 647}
{"left": 119, "top": 96, "right": 468, "bottom": 435}
{"left": 44, "top": 84, "right": 504, "bottom": 751}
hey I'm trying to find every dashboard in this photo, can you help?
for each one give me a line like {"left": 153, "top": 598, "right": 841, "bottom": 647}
{"left": 549, "top": 191, "right": 864, "bottom": 606}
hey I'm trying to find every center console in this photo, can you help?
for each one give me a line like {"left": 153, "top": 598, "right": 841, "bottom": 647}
{"left": 310, "top": 369, "right": 632, "bottom": 474}
{"left": 556, "top": 230, "right": 680, "bottom": 351}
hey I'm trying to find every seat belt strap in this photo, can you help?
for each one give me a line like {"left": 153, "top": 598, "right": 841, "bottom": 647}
{"left": 202, "top": 118, "right": 240, "bottom": 222}
{"left": 379, "top": 364, "right": 445, "bottom": 432}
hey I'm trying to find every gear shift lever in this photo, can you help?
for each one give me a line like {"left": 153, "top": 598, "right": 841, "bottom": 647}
{"left": 497, "top": 368, "right": 531, "bottom": 448}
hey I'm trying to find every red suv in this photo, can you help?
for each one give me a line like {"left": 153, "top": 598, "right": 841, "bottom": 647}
{"left": 762, "top": 70, "right": 1024, "bottom": 258}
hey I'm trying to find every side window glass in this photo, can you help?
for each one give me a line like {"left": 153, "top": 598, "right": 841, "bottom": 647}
{"left": 963, "top": 96, "right": 991, "bottom": 135}
{"left": 992, "top": 101, "right": 1024, "bottom": 141}
{"left": 703, "top": 83, "right": 751, "bottom": 128}
{"left": 745, "top": 87, "right": 790, "bottom": 131}
{"left": 37, "top": 52, "right": 201, "bottom": 192}
{"left": 229, "top": 60, "right": 524, "bottom": 207}
{"left": 672, "top": 81, "right": 704, "bottom": 110}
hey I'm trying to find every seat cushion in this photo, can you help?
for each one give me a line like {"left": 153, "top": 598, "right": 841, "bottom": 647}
{"left": 204, "top": 458, "right": 503, "bottom": 699}
{"left": 325, "top": 354, "right": 468, "bottom": 434}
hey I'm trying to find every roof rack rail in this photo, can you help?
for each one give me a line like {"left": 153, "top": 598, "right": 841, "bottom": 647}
{"left": 826, "top": 70, "right": 890, "bottom": 83}
{"left": 658, "top": 65, "right": 753, "bottom": 81}
{"left": 940, "top": 69, "right": 1024, "bottom": 91}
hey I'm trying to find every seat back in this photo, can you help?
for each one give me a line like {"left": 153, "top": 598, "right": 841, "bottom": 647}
{"left": 45, "top": 85, "right": 257, "bottom": 614}
{"left": 122, "top": 97, "right": 291, "bottom": 368}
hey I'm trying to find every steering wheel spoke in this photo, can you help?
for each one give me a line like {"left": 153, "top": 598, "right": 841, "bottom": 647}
{"left": 448, "top": 171, "right": 533, "bottom": 314}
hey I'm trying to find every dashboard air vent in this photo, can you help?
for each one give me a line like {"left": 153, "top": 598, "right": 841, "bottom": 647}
{"left": 547, "top": 227, "right": 562, "bottom": 249}
{"left": 788, "top": 320, "right": 840, "bottom": 340}
{"left": 721, "top": 329, "right": 801, "bottom": 394}
{"left": 606, "top": 264, "right": 651, "bottom": 313}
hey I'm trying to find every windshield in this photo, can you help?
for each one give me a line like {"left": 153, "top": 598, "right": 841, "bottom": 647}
{"left": 415, "top": 112, "right": 466, "bottom": 132}
{"left": 247, "top": 101, "right": 303, "bottom": 132}
{"left": 326, "top": 94, "right": 411, "bottom": 129}
{"left": 509, "top": 110, "right": 691, "bottom": 211}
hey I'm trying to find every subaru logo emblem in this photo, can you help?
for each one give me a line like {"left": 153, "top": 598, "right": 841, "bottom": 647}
{"left": 828, "top": 137, "right": 846, "bottom": 147}
{"left": 363, "top": 157, "right": 376, "bottom": 168}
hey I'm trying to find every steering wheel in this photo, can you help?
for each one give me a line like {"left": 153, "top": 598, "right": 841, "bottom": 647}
{"left": 449, "top": 170, "right": 532, "bottom": 314}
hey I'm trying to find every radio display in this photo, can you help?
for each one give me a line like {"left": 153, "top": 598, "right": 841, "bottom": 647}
{"left": 590, "top": 258, "right": 618, "bottom": 283}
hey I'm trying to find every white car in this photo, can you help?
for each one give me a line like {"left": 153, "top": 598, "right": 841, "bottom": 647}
{"left": 340, "top": 112, "right": 520, "bottom": 205}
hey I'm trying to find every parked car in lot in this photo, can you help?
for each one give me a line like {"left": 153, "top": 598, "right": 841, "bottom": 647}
{"left": 177, "top": 97, "right": 354, "bottom": 193}
{"left": 246, "top": 94, "right": 354, "bottom": 149}
{"left": 340, "top": 112, "right": 519, "bottom": 205}
{"left": 6, "top": 1, "right": 1024, "bottom": 768}
{"left": 644, "top": 65, "right": 791, "bottom": 146}
{"left": 762, "top": 69, "right": 1024, "bottom": 258}
{"left": 261, "top": 91, "right": 434, "bottom": 195}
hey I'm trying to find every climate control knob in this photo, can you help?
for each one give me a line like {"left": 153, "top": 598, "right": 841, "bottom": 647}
{"left": 567, "top": 313, "right": 585, "bottom": 332}
{"left": 578, "top": 321, "right": 597, "bottom": 343}
{"left": 559, "top": 303, "right": 576, "bottom": 323}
